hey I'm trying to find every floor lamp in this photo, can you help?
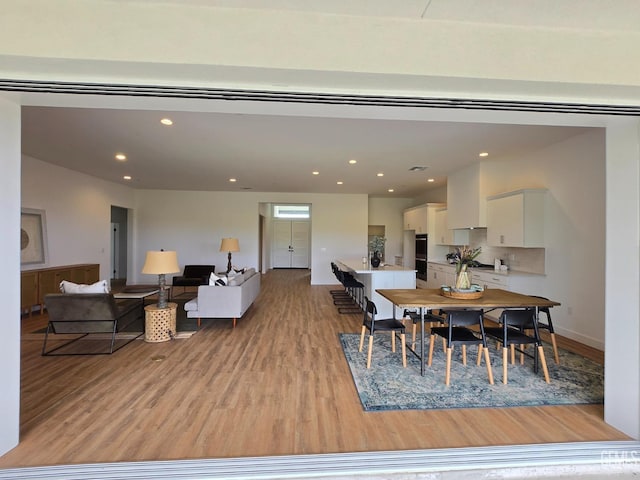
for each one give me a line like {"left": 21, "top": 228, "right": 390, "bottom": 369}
{"left": 220, "top": 238, "right": 240, "bottom": 273}
{"left": 142, "top": 250, "right": 180, "bottom": 309}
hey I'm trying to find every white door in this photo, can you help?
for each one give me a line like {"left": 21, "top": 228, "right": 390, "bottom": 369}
{"left": 291, "top": 221, "right": 310, "bottom": 268}
{"left": 272, "top": 220, "right": 310, "bottom": 268}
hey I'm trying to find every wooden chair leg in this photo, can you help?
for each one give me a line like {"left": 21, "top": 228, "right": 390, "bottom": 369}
{"left": 445, "top": 347, "right": 452, "bottom": 386}
{"left": 538, "top": 345, "right": 551, "bottom": 383}
{"left": 484, "top": 347, "right": 494, "bottom": 385}
{"left": 510, "top": 344, "right": 516, "bottom": 364}
{"left": 461, "top": 344, "right": 467, "bottom": 365}
{"left": 358, "top": 326, "right": 366, "bottom": 351}
{"left": 366, "top": 335, "right": 374, "bottom": 369}
{"left": 400, "top": 333, "right": 407, "bottom": 367}
{"left": 427, "top": 334, "right": 436, "bottom": 366}
{"left": 412, "top": 323, "right": 417, "bottom": 345}
{"left": 520, "top": 344, "right": 525, "bottom": 364}
{"left": 502, "top": 347, "right": 508, "bottom": 384}
{"left": 391, "top": 331, "right": 396, "bottom": 352}
{"left": 476, "top": 344, "right": 483, "bottom": 366}
{"left": 550, "top": 333, "right": 560, "bottom": 364}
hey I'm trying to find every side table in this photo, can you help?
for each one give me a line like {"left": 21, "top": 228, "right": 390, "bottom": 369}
{"left": 144, "top": 302, "right": 177, "bottom": 343}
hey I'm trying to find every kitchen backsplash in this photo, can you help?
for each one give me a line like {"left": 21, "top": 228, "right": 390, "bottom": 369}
{"left": 449, "top": 229, "right": 546, "bottom": 274}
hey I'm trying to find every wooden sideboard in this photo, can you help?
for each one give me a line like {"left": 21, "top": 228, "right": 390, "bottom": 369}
{"left": 21, "top": 264, "right": 100, "bottom": 315}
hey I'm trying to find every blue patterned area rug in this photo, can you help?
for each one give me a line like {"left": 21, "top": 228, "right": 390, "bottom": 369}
{"left": 339, "top": 333, "right": 603, "bottom": 411}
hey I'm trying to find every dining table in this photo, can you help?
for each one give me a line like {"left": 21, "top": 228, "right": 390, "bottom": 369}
{"left": 375, "top": 287, "right": 561, "bottom": 376}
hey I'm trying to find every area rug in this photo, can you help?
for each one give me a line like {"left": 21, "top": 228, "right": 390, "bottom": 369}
{"left": 339, "top": 333, "right": 603, "bottom": 411}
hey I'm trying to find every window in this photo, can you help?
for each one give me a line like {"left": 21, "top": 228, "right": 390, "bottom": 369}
{"left": 273, "top": 205, "right": 310, "bottom": 219}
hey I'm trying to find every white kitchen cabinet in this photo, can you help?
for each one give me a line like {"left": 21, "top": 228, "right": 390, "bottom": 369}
{"left": 471, "top": 270, "right": 509, "bottom": 289}
{"left": 447, "top": 162, "right": 489, "bottom": 229}
{"left": 434, "top": 208, "right": 470, "bottom": 246}
{"left": 403, "top": 204, "right": 428, "bottom": 233}
{"left": 427, "top": 262, "right": 455, "bottom": 288}
{"left": 487, "top": 189, "right": 546, "bottom": 247}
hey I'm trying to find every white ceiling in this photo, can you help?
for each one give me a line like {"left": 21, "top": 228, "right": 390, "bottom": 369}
{"left": 20, "top": 106, "right": 592, "bottom": 196}
{"left": 21, "top": 0, "right": 625, "bottom": 197}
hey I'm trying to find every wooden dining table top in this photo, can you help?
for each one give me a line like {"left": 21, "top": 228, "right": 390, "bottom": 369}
{"left": 376, "top": 287, "right": 560, "bottom": 310}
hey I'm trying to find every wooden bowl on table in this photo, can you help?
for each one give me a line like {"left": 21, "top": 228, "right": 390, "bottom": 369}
{"left": 440, "top": 287, "right": 484, "bottom": 300}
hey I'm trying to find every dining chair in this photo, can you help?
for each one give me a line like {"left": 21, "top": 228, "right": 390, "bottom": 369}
{"left": 427, "top": 309, "right": 494, "bottom": 386}
{"left": 359, "top": 297, "right": 407, "bottom": 369}
{"left": 403, "top": 308, "right": 446, "bottom": 349}
{"left": 529, "top": 296, "right": 560, "bottom": 364}
{"left": 484, "top": 309, "right": 550, "bottom": 384}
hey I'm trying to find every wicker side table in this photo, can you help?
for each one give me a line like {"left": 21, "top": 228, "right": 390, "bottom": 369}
{"left": 144, "top": 303, "right": 177, "bottom": 343}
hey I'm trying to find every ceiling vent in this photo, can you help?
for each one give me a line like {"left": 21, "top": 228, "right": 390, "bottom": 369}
{"left": 409, "top": 166, "right": 428, "bottom": 172}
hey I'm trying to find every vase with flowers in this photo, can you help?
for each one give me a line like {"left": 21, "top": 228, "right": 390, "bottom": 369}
{"left": 452, "top": 246, "right": 481, "bottom": 290}
{"left": 368, "top": 235, "right": 386, "bottom": 268}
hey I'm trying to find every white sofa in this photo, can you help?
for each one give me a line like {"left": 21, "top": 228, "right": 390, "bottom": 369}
{"left": 184, "top": 269, "right": 261, "bottom": 328}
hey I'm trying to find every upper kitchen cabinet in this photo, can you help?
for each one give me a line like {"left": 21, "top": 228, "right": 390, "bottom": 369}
{"left": 487, "top": 189, "right": 547, "bottom": 247}
{"left": 447, "top": 163, "right": 489, "bottom": 229}
{"left": 434, "top": 208, "right": 470, "bottom": 246}
{"left": 403, "top": 204, "right": 428, "bottom": 233}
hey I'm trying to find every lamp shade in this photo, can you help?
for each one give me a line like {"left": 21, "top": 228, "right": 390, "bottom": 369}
{"left": 142, "top": 250, "right": 180, "bottom": 275}
{"left": 220, "top": 238, "right": 240, "bottom": 253}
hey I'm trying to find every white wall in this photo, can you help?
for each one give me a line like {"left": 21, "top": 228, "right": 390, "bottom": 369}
{"left": 0, "top": 96, "right": 21, "bottom": 456}
{"left": 367, "top": 197, "right": 415, "bottom": 261}
{"left": 479, "top": 129, "right": 606, "bottom": 348}
{"left": 132, "top": 189, "right": 368, "bottom": 286}
{"left": 21, "top": 156, "right": 135, "bottom": 280}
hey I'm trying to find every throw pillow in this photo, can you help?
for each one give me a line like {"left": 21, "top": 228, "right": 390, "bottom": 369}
{"left": 233, "top": 267, "right": 246, "bottom": 274}
{"left": 227, "top": 273, "right": 245, "bottom": 286}
{"left": 209, "top": 272, "right": 228, "bottom": 286}
{"left": 60, "top": 279, "right": 110, "bottom": 294}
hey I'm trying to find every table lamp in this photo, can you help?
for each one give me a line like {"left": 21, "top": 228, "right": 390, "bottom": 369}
{"left": 220, "top": 237, "right": 240, "bottom": 273}
{"left": 142, "top": 250, "right": 180, "bottom": 308}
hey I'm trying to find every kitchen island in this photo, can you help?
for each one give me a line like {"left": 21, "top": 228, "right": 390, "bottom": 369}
{"left": 336, "top": 259, "right": 416, "bottom": 317}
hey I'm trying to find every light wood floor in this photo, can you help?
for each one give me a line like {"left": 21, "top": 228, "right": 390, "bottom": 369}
{"left": 1, "top": 269, "right": 628, "bottom": 469}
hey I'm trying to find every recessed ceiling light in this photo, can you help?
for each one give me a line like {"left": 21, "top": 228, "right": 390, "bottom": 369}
{"left": 479, "top": 152, "right": 489, "bottom": 157}
{"left": 388, "top": 189, "right": 394, "bottom": 193}
{"left": 229, "top": 178, "right": 237, "bottom": 182}
{"left": 337, "top": 181, "right": 343, "bottom": 185}
{"left": 312, "top": 171, "right": 320, "bottom": 175}
{"left": 427, "top": 178, "right": 435, "bottom": 183}
{"left": 348, "top": 159, "right": 357, "bottom": 164}
{"left": 123, "top": 175, "right": 132, "bottom": 180}
{"left": 160, "top": 118, "right": 173, "bottom": 126}
{"left": 377, "top": 173, "right": 384, "bottom": 177}
{"left": 115, "top": 153, "right": 127, "bottom": 161}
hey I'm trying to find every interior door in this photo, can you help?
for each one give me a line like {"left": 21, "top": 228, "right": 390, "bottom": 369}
{"left": 290, "top": 221, "right": 310, "bottom": 268}
{"left": 272, "top": 220, "right": 310, "bottom": 268}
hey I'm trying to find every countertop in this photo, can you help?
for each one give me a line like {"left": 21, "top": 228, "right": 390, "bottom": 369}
{"left": 427, "top": 260, "right": 545, "bottom": 278}
{"left": 338, "top": 259, "right": 416, "bottom": 274}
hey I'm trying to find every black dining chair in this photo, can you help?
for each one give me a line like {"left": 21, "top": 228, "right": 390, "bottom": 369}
{"left": 427, "top": 309, "right": 494, "bottom": 386}
{"left": 359, "top": 297, "right": 407, "bottom": 369}
{"left": 484, "top": 309, "right": 550, "bottom": 384}
{"left": 529, "top": 296, "right": 560, "bottom": 364}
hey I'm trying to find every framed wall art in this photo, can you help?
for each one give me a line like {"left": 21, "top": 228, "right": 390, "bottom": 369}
{"left": 21, "top": 208, "right": 48, "bottom": 265}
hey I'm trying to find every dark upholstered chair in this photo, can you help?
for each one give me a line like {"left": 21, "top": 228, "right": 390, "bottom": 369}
{"left": 427, "top": 309, "right": 494, "bottom": 386}
{"left": 359, "top": 297, "right": 406, "bottom": 369}
{"left": 171, "top": 265, "right": 215, "bottom": 298}
{"left": 43, "top": 293, "right": 143, "bottom": 355}
{"left": 484, "top": 309, "right": 550, "bottom": 384}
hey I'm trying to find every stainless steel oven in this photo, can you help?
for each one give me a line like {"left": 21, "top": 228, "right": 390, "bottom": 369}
{"left": 415, "top": 257, "right": 427, "bottom": 280}
{"left": 415, "top": 234, "right": 428, "bottom": 280}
